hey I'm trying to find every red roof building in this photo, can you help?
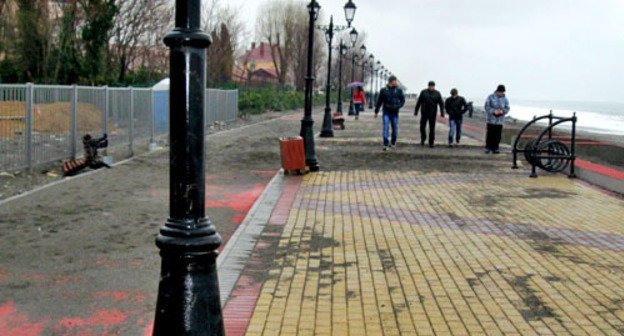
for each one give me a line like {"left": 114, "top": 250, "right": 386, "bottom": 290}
{"left": 235, "top": 42, "right": 280, "bottom": 85}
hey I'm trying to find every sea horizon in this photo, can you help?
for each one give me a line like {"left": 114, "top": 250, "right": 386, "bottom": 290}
{"left": 469, "top": 98, "right": 624, "bottom": 136}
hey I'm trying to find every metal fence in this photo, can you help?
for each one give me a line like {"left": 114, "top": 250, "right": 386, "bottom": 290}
{"left": 0, "top": 83, "right": 239, "bottom": 172}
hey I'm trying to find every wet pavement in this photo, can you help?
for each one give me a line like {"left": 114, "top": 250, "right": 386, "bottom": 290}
{"left": 2, "top": 108, "right": 624, "bottom": 335}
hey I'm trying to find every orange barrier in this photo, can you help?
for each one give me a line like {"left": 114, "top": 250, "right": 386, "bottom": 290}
{"left": 279, "top": 137, "right": 306, "bottom": 172}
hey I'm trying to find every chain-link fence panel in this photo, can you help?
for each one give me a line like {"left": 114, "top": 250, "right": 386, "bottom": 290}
{"left": 0, "top": 84, "right": 237, "bottom": 172}
{"left": 75, "top": 86, "right": 107, "bottom": 158}
{"left": 31, "top": 85, "right": 73, "bottom": 166}
{"left": 107, "top": 88, "right": 132, "bottom": 158}
{"left": 0, "top": 85, "right": 27, "bottom": 171}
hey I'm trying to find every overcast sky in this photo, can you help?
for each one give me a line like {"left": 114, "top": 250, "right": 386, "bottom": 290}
{"left": 224, "top": 0, "right": 624, "bottom": 103}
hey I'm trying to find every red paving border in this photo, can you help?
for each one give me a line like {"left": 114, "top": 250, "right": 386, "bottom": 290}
{"left": 576, "top": 158, "right": 624, "bottom": 181}
{"left": 222, "top": 178, "right": 301, "bottom": 336}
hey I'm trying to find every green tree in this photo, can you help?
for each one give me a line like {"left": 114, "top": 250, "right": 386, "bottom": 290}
{"left": 15, "top": 0, "right": 51, "bottom": 82}
{"left": 81, "top": 0, "right": 117, "bottom": 85}
{"left": 53, "top": 0, "right": 82, "bottom": 84}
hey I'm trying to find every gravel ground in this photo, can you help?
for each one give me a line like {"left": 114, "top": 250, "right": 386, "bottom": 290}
{"left": 0, "top": 108, "right": 311, "bottom": 335}
{"left": 0, "top": 111, "right": 291, "bottom": 201}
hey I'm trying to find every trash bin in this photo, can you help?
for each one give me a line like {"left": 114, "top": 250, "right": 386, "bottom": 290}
{"left": 279, "top": 136, "right": 306, "bottom": 173}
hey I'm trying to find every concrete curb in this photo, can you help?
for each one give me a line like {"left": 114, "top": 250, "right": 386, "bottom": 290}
{"left": 217, "top": 170, "right": 286, "bottom": 304}
{"left": 571, "top": 159, "right": 624, "bottom": 195}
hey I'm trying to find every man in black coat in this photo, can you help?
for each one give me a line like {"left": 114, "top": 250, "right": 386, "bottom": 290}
{"left": 415, "top": 81, "right": 445, "bottom": 147}
{"left": 375, "top": 76, "right": 406, "bottom": 150}
{"left": 444, "top": 88, "right": 468, "bottom": 147}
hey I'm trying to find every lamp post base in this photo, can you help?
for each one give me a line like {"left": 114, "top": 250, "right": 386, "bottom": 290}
{"left": 153, "top": 219, "right": 225, "bottom": 336}
{"left": 320, "top": 107, "right": 334, "bottom": 138}
{"left": 300, "top": 119, "right": 320, "bottom": 172}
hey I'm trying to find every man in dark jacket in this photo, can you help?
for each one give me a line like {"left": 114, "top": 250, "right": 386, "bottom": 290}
{"left": 415, "top": 81, "right": 445, "bottom": 147}
{"left": 444, "top": 88, "right": 468, "bottom": 147}
{"left": 375, "top": 76, "right": 406, "bottom": 150}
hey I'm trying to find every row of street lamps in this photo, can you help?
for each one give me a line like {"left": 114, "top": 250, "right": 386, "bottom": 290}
{"left": 151, "top": 0, "right": 399, "bottom": 334}
{"left": 301, "top": 0, "right": 397, "bottom": 172}
{"left": 299, "top": 0, "right": 357, "bottom": 172}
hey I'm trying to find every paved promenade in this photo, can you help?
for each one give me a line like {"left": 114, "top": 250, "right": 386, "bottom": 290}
{"left": 222, "top": 111, "right": 624, "bottom": 336}
{"left": 1, "top": 108, "right": 623, "bottom": 335}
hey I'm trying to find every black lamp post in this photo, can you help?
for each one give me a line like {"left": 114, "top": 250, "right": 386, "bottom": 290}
{"left": 373, "top": 61, "right": 380, "bottom": 106}
{"left": 336, "top": 28, "right": 358, "bottom": 115}
{"left": 367, "top": 54, "right": 374, "bottom": 109}
{"left": 377, "top": 65, "right": 386, "bottom": 94}
{"left": 335, "top": 42, "right": 347, "bottom": 115}
{"left": 152, "top": 0, "right": 224, "bottom": 334}
{"left": 360, "top": 58, "right": 368, "bottom": 111}
{"left": 301, "top": 0, "right": 356, "bottom": 168}
{"left": 360, "top": 61, "right": 367, "bottom": 81}
{"left": 348, "top": 54, "right": 358, "bottom": 115}
{"left": 319, "top": 16, "right": 351, "bottom": 138}
{"left": 349, "top": 44, "right": 366, "bottom": 115}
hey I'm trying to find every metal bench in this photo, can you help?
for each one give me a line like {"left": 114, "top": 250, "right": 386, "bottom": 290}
{"left": 512, "top": 111, "right": 578, "bottom": 178}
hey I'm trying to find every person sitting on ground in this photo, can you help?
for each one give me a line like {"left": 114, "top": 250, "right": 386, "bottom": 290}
{"left": 375, "top": 76, "right": 406, "bottom": 151}
{"left": 415, "top": 81, "right": 445, "bottom": 147}
{"left": 484, "top": 84, "right": 510, "bottom": 154}
{"left": 353, "top": 86, "right": 366, "bottom": 120}
{"left": 444, "top": 88, "right": 468, "bottom": 147}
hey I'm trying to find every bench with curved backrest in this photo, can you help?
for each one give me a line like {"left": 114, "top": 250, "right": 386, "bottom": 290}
{"left": 512, "top": 111, "right": 578, "bottom": 178}
{"left": 62, "top": 134, "right": 110, "bottom": 176}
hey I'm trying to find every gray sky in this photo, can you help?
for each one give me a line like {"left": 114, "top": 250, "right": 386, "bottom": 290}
{"left": 225, "top": 0, "right": 624, "bottom": 103}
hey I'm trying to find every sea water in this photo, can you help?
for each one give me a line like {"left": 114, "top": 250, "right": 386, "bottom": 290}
{"left": 472, "top": 99, "right": 624, "bottom": 136}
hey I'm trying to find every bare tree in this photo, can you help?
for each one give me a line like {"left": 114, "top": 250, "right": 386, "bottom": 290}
{"left": 202, "top": 0, "right": 246, "bottom": 58}
{"left": 110, "top": 0, "right": 172, "bottom": 83}
{"left": 255, "top": 0, "right": 325, "bottom": 89}
{"left": 201, "top": 0, "right": 245, "bottom": 85}
{"left": 255, "top": 0, "right": 295, "bottom": 86}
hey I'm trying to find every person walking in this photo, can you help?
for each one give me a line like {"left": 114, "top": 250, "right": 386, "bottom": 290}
{"left": 353, "top": 86, "right": 366, "bottom": 120}
{"left": 415, "top": 81, "right": 445, "bottom": 147}
{"left": 375, "top": 76, "right": 405, "bottom": 151}
{"left": 444, "top": 88, "right": 468, "bottom": 147}
{"left": 484, "top": 84, "right": 510, "bottom": 154}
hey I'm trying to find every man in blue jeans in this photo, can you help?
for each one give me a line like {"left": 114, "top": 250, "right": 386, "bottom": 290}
{"left": 375, "top": 76, "right": 406, "bottom": 151}
{"left": 444, "top": 88, "right": 468, "bottom": 147}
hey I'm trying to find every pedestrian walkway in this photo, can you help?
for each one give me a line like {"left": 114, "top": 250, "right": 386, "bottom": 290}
{"left": 222, "top": 112, "right": 624, "bottom": 336}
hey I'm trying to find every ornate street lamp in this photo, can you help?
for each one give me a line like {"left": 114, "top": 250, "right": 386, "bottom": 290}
{"left": 335, "top": 28, "right": 355, "bottom": 115}
{"left": 349, "top": 44, "right": 366, "bottom": 115}
{"left": 377, "top": 65, "right": 386, "bottom": 97}
{"left": 359, "top": 45, "right": 367, "bottom": 81}
{"left": 368, "top": 54, "right": 374, "bottom": 109}
{"left": 360, "top": 59, "right": 367, "bottom": 112}
{"left": 301, "top": 0, "right": 357, "bottom": 170}
{"left": 344, "top": 0, "right": 356, "bottom": 27}
{"left": 372, "top": 60, "right": 380, "bottom": 107}
{"left": 319, "top": 16, "right": 351, "bottom": 138}
{"left": 360, "top": 50, "right": 369, "bottom": 81}
{"left": 152, "top": 0, "right": 225, "bottom": 334}
{"left": 335, "top": 42, "right": 348, "bottom": 114}
{"left": 349, "top": 28, "right": 358, "bottom": 47}
{"left": 348, "top": 53, "right": 359, "bottom": 115}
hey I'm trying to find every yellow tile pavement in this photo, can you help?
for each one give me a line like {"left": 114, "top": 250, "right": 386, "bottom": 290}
{"left": 244, "top": 170, "right": 624, "bottom": 336}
